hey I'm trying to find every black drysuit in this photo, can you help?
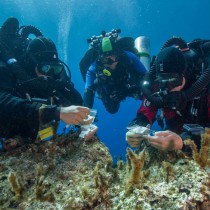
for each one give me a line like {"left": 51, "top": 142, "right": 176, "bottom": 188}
{"left": 0, "top": 62, "right": 82, "bottom": 140}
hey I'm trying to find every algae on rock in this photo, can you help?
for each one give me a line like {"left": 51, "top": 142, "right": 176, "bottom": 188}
{"left": 0, "top": 129, "right": 209, "bottom": 210}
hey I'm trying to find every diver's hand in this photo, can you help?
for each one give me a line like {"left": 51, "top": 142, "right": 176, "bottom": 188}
{"left": 144, "top": 130, "right": 183, "bottom": 151}
{"left": 110, "top": 90, "right": 124, "bottom": 102}
{"left": 60, "top": 106, "right": 92, "bottom": 125}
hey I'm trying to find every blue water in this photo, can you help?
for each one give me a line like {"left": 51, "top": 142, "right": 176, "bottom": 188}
{"left": 1, "top": 0, "right": 210, "bottom": 160}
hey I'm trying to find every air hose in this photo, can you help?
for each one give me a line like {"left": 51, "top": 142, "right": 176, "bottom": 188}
{"left": 19, "top": 25, "right": 43, "bottom": 38}
{"left": 183, "top": 69, "right": 210, "bottom": 99}
{"left": 160, "top": 36, "right": 188, "bottom": 50}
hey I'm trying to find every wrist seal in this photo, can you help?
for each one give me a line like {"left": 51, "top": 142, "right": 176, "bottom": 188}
{"left": 39, "top": 105, "right": 60, "bottom": 125}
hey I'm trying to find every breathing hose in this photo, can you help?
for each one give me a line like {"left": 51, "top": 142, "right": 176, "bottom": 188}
{"left": 19, "top": 25, "right": 43, "bottom": 38}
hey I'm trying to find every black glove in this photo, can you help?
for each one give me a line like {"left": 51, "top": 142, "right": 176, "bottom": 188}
{"left": 164, "top": 91, "right": 187, "bottom": 111}
{"left": 109, "top": 90, "right": 125, "bottom": 102}
{"left": 83, "top": 88, "right": 95, "bottom": 108}
{"left": 127, "top": 86, "right": 142, "bottom": 99}
{"left": 39, "top": 105, "right": 60, "bottom": 125}
{"left": 146, "top": 93, "right": 164, "bottom": 108}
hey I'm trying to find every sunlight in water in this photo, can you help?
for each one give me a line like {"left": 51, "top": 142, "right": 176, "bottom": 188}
{"left": 57, "top": 4, "right": 72, "bottom": 63}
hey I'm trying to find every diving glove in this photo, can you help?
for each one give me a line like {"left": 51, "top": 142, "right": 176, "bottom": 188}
{"left": 110, "top": 90, "right": 125, "bottom": 102}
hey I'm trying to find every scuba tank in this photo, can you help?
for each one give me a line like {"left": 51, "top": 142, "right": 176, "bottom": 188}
{"left": 135, "top": 36, "right": 151, "bottom": 71}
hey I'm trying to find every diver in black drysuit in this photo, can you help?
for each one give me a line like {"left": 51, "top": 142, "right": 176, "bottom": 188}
{"left": 141, "top": 36, "right": 210, "bottom": 112}
{"left": 0, "top": 17, "right": 83, "bottom": 142}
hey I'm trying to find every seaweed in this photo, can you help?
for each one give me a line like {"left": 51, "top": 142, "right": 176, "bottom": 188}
{"left": 126, "top": 148, "right": 146, "bottom": 195}
{"left": 184, "top": 127, "right": 210, "bottom": 168}
{"left": 8, "top": 172, "right": 24, "bottom": 199}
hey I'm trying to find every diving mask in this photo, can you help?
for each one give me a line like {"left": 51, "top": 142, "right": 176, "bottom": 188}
{"left": 37, "top": 62, "right": 64, "bottom": 76}
{"left": 100, "top": 55, "right": 118, "bottom": 65}
{"left": 155, "top": 73, "right": 183, "bottom": 90}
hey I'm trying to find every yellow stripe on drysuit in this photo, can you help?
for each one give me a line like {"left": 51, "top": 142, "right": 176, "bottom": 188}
{"left": 38, "top": 127, "right": 54, "bottom": 140}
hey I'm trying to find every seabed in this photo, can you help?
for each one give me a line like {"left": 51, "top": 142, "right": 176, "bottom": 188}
{"left": 0, "top": 129, "right": 209, "bottom": 210}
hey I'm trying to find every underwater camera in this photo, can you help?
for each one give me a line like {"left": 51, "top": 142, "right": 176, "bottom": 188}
{"left": 183, "top": 124, "right": 204, "bottom": 135}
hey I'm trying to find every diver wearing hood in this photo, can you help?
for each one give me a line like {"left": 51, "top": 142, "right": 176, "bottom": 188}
{"left": 126, "top": 46, "right": 210, "bottom": 152}
{"left": 0, "top": 17, "right": 94, "bottom": 150}
{"left": 141, "top": 36, "right": 210, "bottom": 110}
{"left": 18, "top": 36, "right": 83, "bottom": 106}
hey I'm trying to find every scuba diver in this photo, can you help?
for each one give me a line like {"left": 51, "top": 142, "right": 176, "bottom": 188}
{"left": 0, "top": 17, "right": 93, "bottom": 151}
{"left": 126, "top": 46, "right": 210, "bottom": 152}
{"left": 79, "top": 29, "right": 141, "bottom": 82}
{"left": 141, "top": 36, "right": 210, "bottom": 111}
{"left": 83, "top": 30, "right": 147, "bottom": 114}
